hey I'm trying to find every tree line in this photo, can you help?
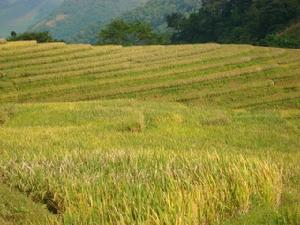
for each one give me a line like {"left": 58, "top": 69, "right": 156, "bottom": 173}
{"left": 7, "top": 0, "right": 300, "bottom": 48}
{"left": 167, "top": 0, "right": 300, "bottom": 48}
{"left": 8, "top": 31, "right": 61, "bottom": 43}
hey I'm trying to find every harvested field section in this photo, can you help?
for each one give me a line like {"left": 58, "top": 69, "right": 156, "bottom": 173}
{"left": 1, "top": 42, "right": 299, "bottom": 108}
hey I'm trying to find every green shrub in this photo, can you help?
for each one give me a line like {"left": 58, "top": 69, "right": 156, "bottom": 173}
{"left": 261, "top": 34, "right": 300, "bottom": 49}
{"left": 7, "top": 32, "right": 60, "bottom": 43}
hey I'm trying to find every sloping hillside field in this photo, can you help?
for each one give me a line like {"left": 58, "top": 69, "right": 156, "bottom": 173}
{"left": 0, "top": 42, "right": 300, "bottom": 224}
{"left": 0, "top": 41, "right": 300, "bottom": 106}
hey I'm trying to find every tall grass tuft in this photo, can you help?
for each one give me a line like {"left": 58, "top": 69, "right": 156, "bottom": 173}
{"left": 1, "top": 150, "right": 282, "bottom": 225}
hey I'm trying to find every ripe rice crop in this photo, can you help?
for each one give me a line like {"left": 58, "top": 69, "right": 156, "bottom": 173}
{"left": 1, "top": 100, "right": 295, "bottom": 224}
{"left": 1, "top": 149, "right": 283, "bottom": 225}
{"left": 0, "top": 42, "right": 299, "bottom": 224}
{"left": 0, "top": 42, "right": 299, "bottom": 108}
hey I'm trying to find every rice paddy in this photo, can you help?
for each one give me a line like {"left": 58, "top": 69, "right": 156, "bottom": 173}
{"left": 1, "top": 41, "right": 299, "bottom": 107}
{"left": 0, "top": 41, "right": 299, "bottom": 224}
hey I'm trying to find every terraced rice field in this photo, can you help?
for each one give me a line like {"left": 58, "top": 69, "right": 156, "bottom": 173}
{"left": 1, "top": 41, "right": 299, "bottom": 108}
{"left": 0, "top": 41, "right": 299, "bottom": 225}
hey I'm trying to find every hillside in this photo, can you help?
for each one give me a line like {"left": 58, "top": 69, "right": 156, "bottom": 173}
{"left": 30, "top": 0, "right": 148, "bottom": 43}
{"left": 0, "top": 0, "right": 63, "bottom": 38}
{"left": 1, "top": 99, "right": 299, "bottom": 224}
{"left": 0, "top": 42, "right": 300, "bottom": 224}
{"left": 122, "top": 0, "right": 202, "bottom": 31}
{"left": 0, "top": 41, "right": 299, "bottom": 108}
{"left": 169, "top": 0, "right": 300, "bottom": 48}
{"left": 29, "top": 0, "right": 202, "bottom": 43}
{"left": 280, "top": 22, "right": 300, "bottom": 38}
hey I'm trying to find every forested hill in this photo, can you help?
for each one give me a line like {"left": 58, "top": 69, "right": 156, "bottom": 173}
{"left": 0, "top": 0, "right": 63, "bottom": 38}
{"left": 30, "top": 0, "right": 202, "bottom": 43}
{"left": 122, "top": 0, "right": 202, "bottom": 31}
{"left": 3, "top": 0, "right": 299, "bottom": 47}
{"left": 169, "top": 0, "right": 300, "bottom": 48}
{"left": 30, "top": 0, "right": 149, "bottom": 43}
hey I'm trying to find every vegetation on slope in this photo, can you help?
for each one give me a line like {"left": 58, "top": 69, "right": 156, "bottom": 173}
{"left": 98, "top": 20, "right": 167, "bottom": 45}
{"left": 0, "top": 184, "right": 57, "bottom": 225}
{"left": 0, "top": 41, "right": 299, "bottom": 224}
{"left": 2, "top": 0, "right": 297, "bottom": 48}
{"left": 28, "top": 0, "right": 201, "bottom": 43}
{"left": 1, "top": 100, "right": 299, "bottom": 224}
{"left": 0, "top": 41, "right": 299, "bottom": 107}
{"left": 3, "top": 0, "right": 298, "bottom": 48}
{"left": 280, "top": 22, "right": 300, "bottom": 38}
{"left": 121, "top": 0, "right": 202, "bottom": 31}
{"left": 30, "top": 0, "right": 148, "bottom": 43}
{"left": 168, "top": 0, "right": 300, "bottom": 48}
{"left": 0, "top": 0, "right": 63, "bottom": 38}
{"left": 7, "top": 31, "right": 59, "bottom": 43}
{"left": 262, "top": 22, "right": 300, "bottom": 49}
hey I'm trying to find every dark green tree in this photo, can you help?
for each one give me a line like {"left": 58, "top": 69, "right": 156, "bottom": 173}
{"left": 10, "top": 31, "right": 17, "bottom": 38}
{"left": 8, "top": 31, "right": 58, "bottom": 43}
{"left": 168, "top": 0, "right": 300, "bottom": 48}
{"left": 98, "top": 19, "right": 166, "bottom": 45}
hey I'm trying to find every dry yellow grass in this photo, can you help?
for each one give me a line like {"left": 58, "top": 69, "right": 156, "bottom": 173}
{"left": 0, "top": 42, "right": 299, "bottom": 224}
{"left": 0, "top": 42, "right": 299, "bottom": 108}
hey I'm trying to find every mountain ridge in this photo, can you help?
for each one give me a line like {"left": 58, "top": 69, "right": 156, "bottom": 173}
{"left": 0, "top": 0, "right": 63, "bottom": 38}
{"left": 29, "top": 0, "right": 202, "bottom": 43}
{"left": 30, "top": 0, "right": 149, "bottom": 43}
